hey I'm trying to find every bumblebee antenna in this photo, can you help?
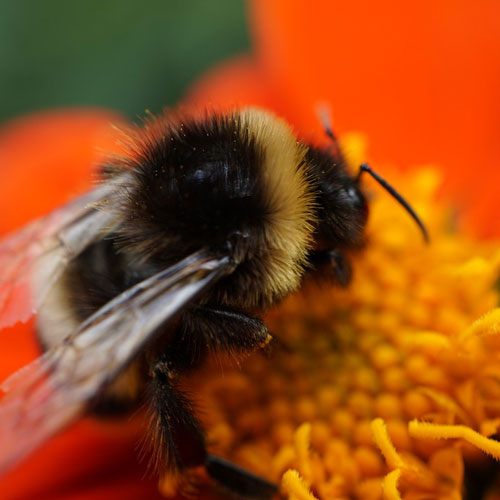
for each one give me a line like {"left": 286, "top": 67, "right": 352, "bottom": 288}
{"left": 316, "top": 104, "right": 341, "bottom": 155}
{"left": 356, "top": 163, "right": 429, "bottom": 243}
{"left": 316, "top": 105, "right": 429, "bottom": 243}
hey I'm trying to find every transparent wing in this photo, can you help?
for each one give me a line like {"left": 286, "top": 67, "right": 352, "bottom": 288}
{"left": 0, "top": 174, "right": 131, "bottom": 329}
{"left": 0, "top": 249, "right": 234, "bottom": 474}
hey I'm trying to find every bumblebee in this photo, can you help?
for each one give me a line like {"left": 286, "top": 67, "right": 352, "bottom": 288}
{"left": 0, "top": 108, "right": 427, "bottom": 499}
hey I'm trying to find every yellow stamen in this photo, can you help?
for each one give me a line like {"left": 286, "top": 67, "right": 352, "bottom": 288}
{"left": 370, "top": 418, "right": 405, "bottom": 470}
{"left": 294, "top": 423, "right": 313, "bottom": 483}
{"left": 461, "top": 308, "right": 500, "bottom": 340}
{"left": 381, "top": 469, "right": 402, "bottom": 500}
{"left": 282, "top": 470, "right": 318, "bottom": 500}
{"left": 409, "top": 420, "right": 500, "bottom": 459}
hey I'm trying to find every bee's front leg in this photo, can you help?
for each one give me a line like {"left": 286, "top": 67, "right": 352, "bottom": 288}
{"left": 308, "top": 248, "right": 352, "bottom": 286}
{"left": 168, "top": 306, "right": 272, "bottom": 371}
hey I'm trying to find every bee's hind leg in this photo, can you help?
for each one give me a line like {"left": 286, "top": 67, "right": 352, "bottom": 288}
{"left": 149, "top": 358, "right": 278, "bottom": 499}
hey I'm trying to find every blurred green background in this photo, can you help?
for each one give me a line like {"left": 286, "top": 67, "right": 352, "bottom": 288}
{"left": 0, "top": 0, "right": 249, "bottom": 123}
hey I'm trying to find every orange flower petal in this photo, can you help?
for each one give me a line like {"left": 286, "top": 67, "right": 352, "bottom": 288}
{"left": 0, "top": 418, "right": 163, "bottom": 500}
{"left": 183, "top": 56, "right": 276, "bottom": 112}
{"left": 0, "top": 109, "right": 125, "bottom": 235}
{"left": 182, "top": 56, "right": 320, "bottom": 138}
{"left": 250, "top": 0, "right": 500, "bottom": 235}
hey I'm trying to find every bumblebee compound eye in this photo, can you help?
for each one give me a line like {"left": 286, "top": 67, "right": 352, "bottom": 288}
{"left": 345, "top": 185, "right": 369, "bottom": 220}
